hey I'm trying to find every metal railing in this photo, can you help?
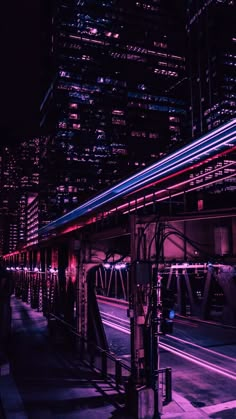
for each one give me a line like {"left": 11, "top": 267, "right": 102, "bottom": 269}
{"left": 48, "top": 312, "right": 172, "bottom": 404}
{"left": 10, "top": 269, "right": 172, "bottom": 404}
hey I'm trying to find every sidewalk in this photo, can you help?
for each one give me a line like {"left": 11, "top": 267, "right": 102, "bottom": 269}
{"left": 0, "top": 297, "right": 235, "bottom": 418}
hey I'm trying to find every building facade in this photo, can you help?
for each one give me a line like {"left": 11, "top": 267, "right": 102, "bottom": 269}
{"left": 187, "top": 0, "right": 236, "bottom": 138}
{"left": 0, "top": 146, "right": 19, "bottom": 255}
{"left": 2, "top": 0, "right": 236, "bottom": 256}
{"left": 40, "top": 0, "right": 188, "bottom": 218}
{"left": 0, "top": 138, "right": 47, "bottom": 256}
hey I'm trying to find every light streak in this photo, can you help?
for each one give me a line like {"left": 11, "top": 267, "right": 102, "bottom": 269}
{"left": 114, "top": 119, "right": 236, "bottom": 190}
{"left": 102, "top": 316, "right": 236, "bottom": 380}
{"left": 167, "top": 334, "right": 236, "bottom": 362}
{"left": 114, "top": 128, "right": 236, "bottom": 194}
{"left": 100, "top": 311, "right": 130, "bottom": 324}
{"left": 38, "top": 119, "right": 236, "bottom": 236}
{"left": 160, "top": 342, "right": 236, "bottom": 381}
{"left": 117, "top": 133, "right": 235, "bottom": 195}
{"left": 102, "top": 319, "right": 130, "bottom": 334}
{"left": 122, "top": 167, "right": 236, "bottom": 214}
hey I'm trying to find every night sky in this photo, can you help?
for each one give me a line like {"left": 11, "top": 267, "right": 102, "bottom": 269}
{"left": 0, "top": 1, "right": 39, "bottom": 146}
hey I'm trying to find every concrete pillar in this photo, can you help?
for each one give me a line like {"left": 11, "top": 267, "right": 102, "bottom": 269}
{"left": 51, "top": 248, "right": 58, "bottom": 269}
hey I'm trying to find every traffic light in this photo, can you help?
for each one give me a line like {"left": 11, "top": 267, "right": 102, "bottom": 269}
{"left": 161, "top": 287, "right": 175, "bottom": 335}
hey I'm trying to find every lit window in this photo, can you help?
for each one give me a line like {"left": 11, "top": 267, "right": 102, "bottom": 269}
{"left": 69, "top": 103, "right": 78, "bottom": 109}
{"left": 149, "top": 133, "right": 159, "bottom": 139}
{"left": 69, "top": 113, "right": 78, "bottom": 119}
{"left": 112, "top": 118, "right": 126, "bottom": 125}
{"left": 112, "top": 109, "right": 124, "bottom": 115}
{"left": 59, "top": 121, "right": 67, "bottom": 129}
{"left": 72, "top": 123, "right": 81, "bottom": 130}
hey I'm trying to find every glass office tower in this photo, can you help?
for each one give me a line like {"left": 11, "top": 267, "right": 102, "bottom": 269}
{"left": 187, "top": 0, "right": 236, "bottom": 138}
{"left": 40, "top": 0, "right": 187, "bottom": 217}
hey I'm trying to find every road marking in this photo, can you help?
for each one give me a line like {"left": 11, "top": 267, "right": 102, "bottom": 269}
{"left": 102, "top": 317, "right": 236, "bottom": 381}
{"left": 161, "top": 342, "right": 236, "bottom": 381}
{"left": 100, "top": 311, "right": 129, "bottom": 324}
{"left": 103, "top": 319, "right": 130, "bottom": 334}
{"left": 167, "top": 334, "right": 236, "bottom": 362}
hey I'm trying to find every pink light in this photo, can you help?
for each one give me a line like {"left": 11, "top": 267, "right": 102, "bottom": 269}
{"left": 100, "top": 309, "right": 236, "bottom": 380}
{"left": 114, "top": 263, "right": 127, "bottom": 270}
{"left": 129, "top": 142, "right": 236, "bottom": 198}
{"left": 117, "top": 203, "right": 129, "bottom": 210}
{"left": 102, "top": 319, "right": 130, "bottom": 334}
{"left": 109, "top": 120, "right": 236, "bottom": 193}
{"left": 51, "top": 121, "right": 236, "bottom": 226}
{"left": 160, "top": 342, "right": 236, "bottom": 381}
{"left": 166, "top": 159, "right": 235, "bottom": 192}
{"left": 122, "top": 170, "right": 235, "bottom": 214}
{"left": 169, "top": 334, "right": 236, "bottom": 362}
{"left": 100, "top": 311, "right": 129, "bottom": 325}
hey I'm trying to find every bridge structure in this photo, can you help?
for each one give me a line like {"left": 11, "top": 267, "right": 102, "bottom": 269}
{"left": 3, "top": 119, "right": 236, "bottom": 418}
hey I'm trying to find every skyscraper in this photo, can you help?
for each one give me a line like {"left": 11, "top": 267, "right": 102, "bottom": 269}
{"left": 40, "top": 0, "right": 188, "bottom": 217}
{"left": 0, "top": 146, "right": 19, "bottom": 255}
{"left": 1, "top": 1, "right": 235, "bottom": 255}
{"left": 0, "top": 138, "right": 46, "bottom": 256}
{"left": 187, "top": 0, "right": 236, "bottom": 138}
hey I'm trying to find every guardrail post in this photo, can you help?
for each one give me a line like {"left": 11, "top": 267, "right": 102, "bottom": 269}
{"left": 101, "top": 350, "right": 107, "bottom": 378}
{"left": 89, "top": 345, "right": 94, "bottom": 367}
{"left": 165, "top": 367, "right": 172, "bottom": 404}
{"left": 115, "top": 359, "right": 122, "bottom": 387}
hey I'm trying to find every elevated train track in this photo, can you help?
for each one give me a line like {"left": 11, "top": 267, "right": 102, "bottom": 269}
{"left": 37, "top": 119, "right": 236, "bottom": 240}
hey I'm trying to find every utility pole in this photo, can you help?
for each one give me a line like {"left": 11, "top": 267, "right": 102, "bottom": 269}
{"left": 127, "top": 215, "right": 156, "bottom": 418}
{"left": 152, "top": 272, "right": 162, "bottom": 418}
{"left": 127, "top": 215, "right": 165, "bottom": 418}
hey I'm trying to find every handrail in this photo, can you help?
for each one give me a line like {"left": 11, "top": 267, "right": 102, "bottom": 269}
{"left": 48, "top": 312, "right": 131, "bottom": 371}
{"left": 48, "top": 312, "right": 171, "bottom": 403}
{"left": 11, "top": 269, "right": 172, "bottom": 404}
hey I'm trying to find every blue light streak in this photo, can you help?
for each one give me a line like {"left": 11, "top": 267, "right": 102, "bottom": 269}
{"left": 39, "top": 119, "right": 236, "bottom": 236}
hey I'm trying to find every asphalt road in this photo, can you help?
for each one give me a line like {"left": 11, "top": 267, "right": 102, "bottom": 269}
{"left": 98, "top": 299, "right": 236, "bottom": 410}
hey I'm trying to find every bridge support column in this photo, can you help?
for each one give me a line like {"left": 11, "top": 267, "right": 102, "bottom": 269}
{"left": 51, "top": 247, "right": 59, "bottom": 269}
{"left": 73, "top": 236, "right": 108, "bottom": 359}
{"left": 36, "top": 249, "right": 41, "bottom": 269}
{"left": 201, "top": 265, "right": 214, "bottom": 320}
{"left": 232, "top": 218, "right": 236, "bottom": 256}
{"left": 126, "top": 215, "right": 157, "bottom": 419}
{"left": 218, "top": 265, "right": 236, "bottom": 326}
{"left": 26, "top": 250, "right": 30, "bottom": 269}
{"left": 40, "top": 248, "right": 44, "bottom": 269}
{"left": 77, "top": 263, "right": 88, "bottom": 341}
{"left": 76, "top": 262, "right": 101, "bottom": 354}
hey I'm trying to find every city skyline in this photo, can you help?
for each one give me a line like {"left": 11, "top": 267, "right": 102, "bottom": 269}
{"left": 0, "top": 4, "right": 236, "bottom": 419}
{"left": 0, "top": 0, "right": 235, "bottom": 256}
